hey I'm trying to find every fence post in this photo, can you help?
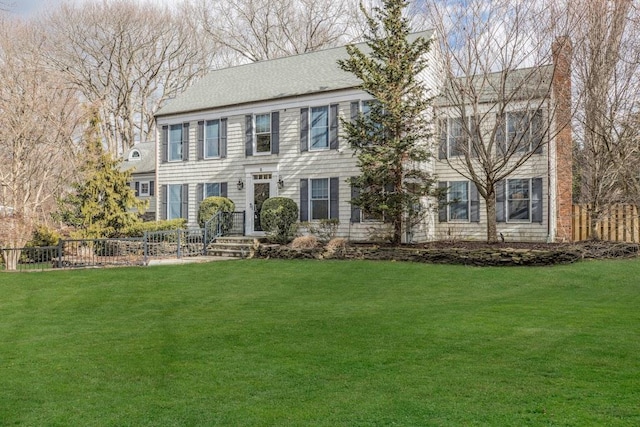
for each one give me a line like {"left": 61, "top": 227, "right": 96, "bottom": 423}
{"left": 203, "top": 227, "right": 207, "bottom": 255}
{"left": 177, "top": 230, "right": 181, "bottom": 258}
{"left": 143, "top": 231, "right": 148, "bottom": 264}
{"left": 57, "top": 239, "right": 63, "bottom": 269}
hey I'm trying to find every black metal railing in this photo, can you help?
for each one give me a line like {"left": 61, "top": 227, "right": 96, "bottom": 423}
{"left": 204, "top": 211, "right": 246, "bottom": 243}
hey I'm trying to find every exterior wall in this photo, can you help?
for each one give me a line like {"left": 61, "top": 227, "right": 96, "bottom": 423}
{"left": 435, "top": 102, "right": 554, "bottom": 242}
{"left": 157, "top": 88, "right": 421, "bottom": 240}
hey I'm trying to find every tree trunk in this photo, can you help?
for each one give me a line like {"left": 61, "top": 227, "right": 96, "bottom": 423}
{"left": 485, "top": 191, "right": 498, "bottom": 243}
{"left": 2, "top": 249, "right": 21, "bottom": 271}
{"left": 588, "top": 204, "right": 601, "bottom": 240}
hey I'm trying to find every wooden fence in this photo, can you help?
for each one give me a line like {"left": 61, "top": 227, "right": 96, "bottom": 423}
{"left": 573, "top": 204, "right": 640, "bottom": 242}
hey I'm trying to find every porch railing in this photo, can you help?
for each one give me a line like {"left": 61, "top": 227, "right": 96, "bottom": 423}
{"left": 204, "top": 211, "right": 246, "bottom": 244}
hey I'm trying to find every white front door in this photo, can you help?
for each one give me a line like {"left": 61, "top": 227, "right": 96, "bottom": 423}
{"left": 246, "top": 167, "right": 278, "bottom": 235}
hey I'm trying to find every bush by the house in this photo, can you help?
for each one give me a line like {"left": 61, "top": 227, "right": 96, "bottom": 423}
{"left": 291, "top": 235, "right": 319, "bottom": 249}
{"left": 299, "top": 218, "right": 339, "bottom": 242}
{"left": 197, "top": 197, "right": 235, "bottom": 227}
{"left": 120, "top": 219, "right": 187, "bottom": 237}
{"left": 261, "top": 197, "right": 299, "bottom": 244}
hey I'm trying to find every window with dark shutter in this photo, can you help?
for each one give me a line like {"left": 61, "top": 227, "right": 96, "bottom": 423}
{"left": 245, "top": 115, "right": 253, "bottom": 157}
{"left": 329, "top": 104, "right": 339, "bottom": 150}
{"left": 271, "top": 111, "right": 279, "bottom": 154}
{"left": 300, "top": 179, "right": 309, "bottom": 221}
{"left": 300, "top": 108, "right": 309, "bottom": 152}
{"left": 350, "top": 179, "right": 361, "bottom": 223}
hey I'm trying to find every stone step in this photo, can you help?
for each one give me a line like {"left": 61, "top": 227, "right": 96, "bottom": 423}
{"left": 207, "top": 247, "right": 250, "bottom": 257}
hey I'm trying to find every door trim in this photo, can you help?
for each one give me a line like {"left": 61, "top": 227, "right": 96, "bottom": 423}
{"left": 245, "top": 164, "right": 279, "bottom": 235}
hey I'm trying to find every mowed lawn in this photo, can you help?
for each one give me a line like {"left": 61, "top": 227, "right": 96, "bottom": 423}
{"left": 1, "top": 259, "right": 639, "bottom": 426}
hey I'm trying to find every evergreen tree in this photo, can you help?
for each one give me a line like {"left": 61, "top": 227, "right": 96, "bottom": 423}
{"left": 338, "top": 0, "right": 438, "bottom": 244}
{"left": 56, "top": 113, "right": 146, "bottom": 238}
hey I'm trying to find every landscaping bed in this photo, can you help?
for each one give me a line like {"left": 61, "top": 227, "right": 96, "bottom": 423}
{"left": 253, "top": 240, "right": 639, "bottom": 266}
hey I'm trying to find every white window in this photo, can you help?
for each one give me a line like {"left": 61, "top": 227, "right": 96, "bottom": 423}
{"left": 440, "top": 117, "right": 479, "bottom": 159}
{"left": 448, "top": 181, "right": 469, "bottom": 221}
{"left": 168, "top": 124, "right": 183, "bottom": 161}
{"left": 140, "top": 181, "right": 150, "bottom": 197}
{"left": 255, "top": 113, "right": 271, "bottom": 154}
{"left": 129, "top": 149, "right": 141, "bottom": 161}
{"left": 168, "top": 184, "right": 182, "bottom": 219}
{"left": 205, "top": 120, "right": 220, "bottom": 158}
{"left": 310, "top": 178, "right": 329, "bottom": 219}
{"left": 310, "top": 106, "right": 329, "bottom": 150}
{"left": 204, "top": 183, "right": 221, "bottom": 198}
{"left": 504, "top": 110, "right": 543, "bottom": 153}
{"left": 507, "top": 179, "right": 530, "bottom": 221}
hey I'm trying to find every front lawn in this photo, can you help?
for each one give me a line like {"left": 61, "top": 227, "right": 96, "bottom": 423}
{"left": 1, "top": 260, "right": 639, "bottom": 426}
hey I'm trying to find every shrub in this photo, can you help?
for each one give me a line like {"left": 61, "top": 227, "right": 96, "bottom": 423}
{"left": 120, "top": 219, "right": 187, "bottom": 237}
{"left": 326, "top": 237, "right": 347, "bottom": 250}
{"left": 197, "top": 197, "right": 235, "bottom": 227}
{"left": 291, "top": 235, "right": 319, "bottom": 249}
{"left": 22, "top": 225, "right": 62, "bottom": 262}
{"left": 260, "top": 197, "right": 299, "bottom": 244}
{"left": 299, "top": 219, "right": 339, "bottom": 242}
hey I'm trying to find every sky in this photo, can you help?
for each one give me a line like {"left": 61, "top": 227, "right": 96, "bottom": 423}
{"left": 5, "top": 0, "right": 72, "bottom": 16}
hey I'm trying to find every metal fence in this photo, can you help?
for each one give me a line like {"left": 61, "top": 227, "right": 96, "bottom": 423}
{"left": 205, "top": 211, "right": 246, "bottom": 242}
{"left": 1, "top": 227, "right": 225, "bottom": 272}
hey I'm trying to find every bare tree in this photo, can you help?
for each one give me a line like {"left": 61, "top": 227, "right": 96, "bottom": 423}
{"left": 194, "top": 0, "right": 365, "bottom": 62}
{"left": 43, "top": 0, "right": 214, "bottom": 155}
{"left": 423, "top": 0, "right": 575, "bottom": 242}
{"left": 571, "top": 0, "right": 640, "bottom": 237}
{"left": 0, "top": 16, "right": 82, "bottom": 269}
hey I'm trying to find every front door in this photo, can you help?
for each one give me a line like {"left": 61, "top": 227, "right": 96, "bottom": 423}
{"left": 253, "top": 182, "right": 270, "bottom": 232}
{"left": 246, "top": 169, "right": 278, "bottom": 235}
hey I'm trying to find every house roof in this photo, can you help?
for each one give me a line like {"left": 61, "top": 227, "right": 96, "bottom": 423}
{"left": 435, "top": 64, "right": 555, "bottom": 107}
{"left": 156, "top": 30, "right": 434, "bottom": 117}
{"left": 119, "top": 141, "right": 155, "bottom": 175}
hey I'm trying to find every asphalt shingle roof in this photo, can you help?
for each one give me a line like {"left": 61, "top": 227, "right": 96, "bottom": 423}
{"left": 156, "top": 31, "right": 434, "bottom": 117}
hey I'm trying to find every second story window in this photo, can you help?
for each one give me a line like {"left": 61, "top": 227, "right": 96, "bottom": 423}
{"left": 205, "top": 120, "right": 220, "bottom": 158}
{"left": 168, "top": 124, "right": 183, "bottom": 161}
{"left": 498, "top": 110, "right": 544, "bottom": 154}
{"left": 255, "top": 113, "right": 271, "bottom": 153}
{"left": 310, "top": 106, "right": 329, "bottom": 150}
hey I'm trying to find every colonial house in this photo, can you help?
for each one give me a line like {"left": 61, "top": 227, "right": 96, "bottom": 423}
{"left": 120, "top": 141, "right": 156, "bottom": 221}
{"left": 153, "top": 31, "right": 572, "bottom": 243}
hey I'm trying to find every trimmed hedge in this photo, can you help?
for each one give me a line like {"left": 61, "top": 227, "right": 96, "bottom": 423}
{"left": 120, "top": 219, "right": 187, "bottom": 237}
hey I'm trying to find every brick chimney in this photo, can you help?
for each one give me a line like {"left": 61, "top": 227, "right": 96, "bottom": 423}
{"left": 552, "top": 36, "right": 573, "bottom": 241}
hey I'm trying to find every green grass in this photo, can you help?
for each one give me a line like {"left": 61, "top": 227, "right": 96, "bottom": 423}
{"left": 1, "top": 259, "right": 639, "bottom": 426}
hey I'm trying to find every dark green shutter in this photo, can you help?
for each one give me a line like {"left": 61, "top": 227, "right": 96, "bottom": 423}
{"left": 470, "top": 182, "right": 480, "bottom": 222}
{"left": 220, "top": 118, "right": 227, "bottom": 158}
{"left": 330, "top": 177, "right": 339, "bottom": 219}
{"left": 438, "top": 119, "right": 447, "bottom": 160}
{"left": 161, "top": 125, "right": 168, "bottom": 163}
{"left": 329, "top": 104, "right": 339, "bottom": 150}
{"left": 532, "top": 110, "right": 544, "bottom": 154}
{"left": 496, "top": 180, "right": 506, "bottom": 222}
{"left": 496, "top": 114, "right": 506, "bottom": 155}
{"left": 245, "top": 115, "right": 253, "bottom": 157}
{"left": 149, "top": 180, "right": 154, "bottom": 196}
{"left": 350, "top": 101, "right": 359, "bottom": 122}
{"left": 271, "top": 111, "right": 279, "bottom": 154}
{"left": 300, "top": 179, "right": 309, "bottom": 221}
{"left": 182, "top": 123, "right": 189, "bottom": 161}
{"left": 221, "top": 182, "right": 228, "bottom": 198}
{"left": 532, "top": 178, "right": 543, "bottom": 223}
{"left": 196, "top": 183, "right": 203, "bottom": 206}
{"left": 134, "top": 181, "right": 140, "bottom": 197}
{"left": 438, "top": 181, "right": 448, "bottom": 222}
{"left": 160, "top": 185, "right": 167, "bottom": 220}
{"left": 197, "top": 121, "right": 204, "bottom": 160}
{"left": 181, "top": 184, "right": 189, "bottom": 219}
{"left": 300, "top": 108, "right": 309, "bottom": 152}
{"left": 350, "top": 178, "right": 361, "bottom": 223}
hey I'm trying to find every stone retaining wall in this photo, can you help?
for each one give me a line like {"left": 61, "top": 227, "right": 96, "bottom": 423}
{"left": 253, "top": 245, "right": 583, "bottom": 266}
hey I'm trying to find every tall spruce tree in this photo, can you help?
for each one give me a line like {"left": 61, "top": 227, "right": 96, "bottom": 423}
{"left": 57, "top": 113, "right": 146, "bottom": 238}
{"left": 338, "top": 0, "right": 438, "bottom": 244}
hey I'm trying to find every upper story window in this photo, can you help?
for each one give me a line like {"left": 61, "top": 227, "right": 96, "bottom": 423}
{"left": 499, "top": 110, "right": 544, "bottom": 154}
{"left": 205, "top": 120, "right": 220, "bottom": 158}
{"left": 169, "top": 124, "right": 183, "bottom": 161}
{"left": 439, "top": 116, "right": 478, "bottom": 159}
{"left": 128, "top": 149, "right": 141, "bottom": 161}
{"left": 300, "top": 104, "right": 339, "bottom": 152}
{"left": 245, "top": 112, "right": 278, "bottom": 157}
{"left": 311, "top": 107, "right": 329, "bottom": 150}
{"left": 255, "top": 113, "right": 271, "bottom": 154}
